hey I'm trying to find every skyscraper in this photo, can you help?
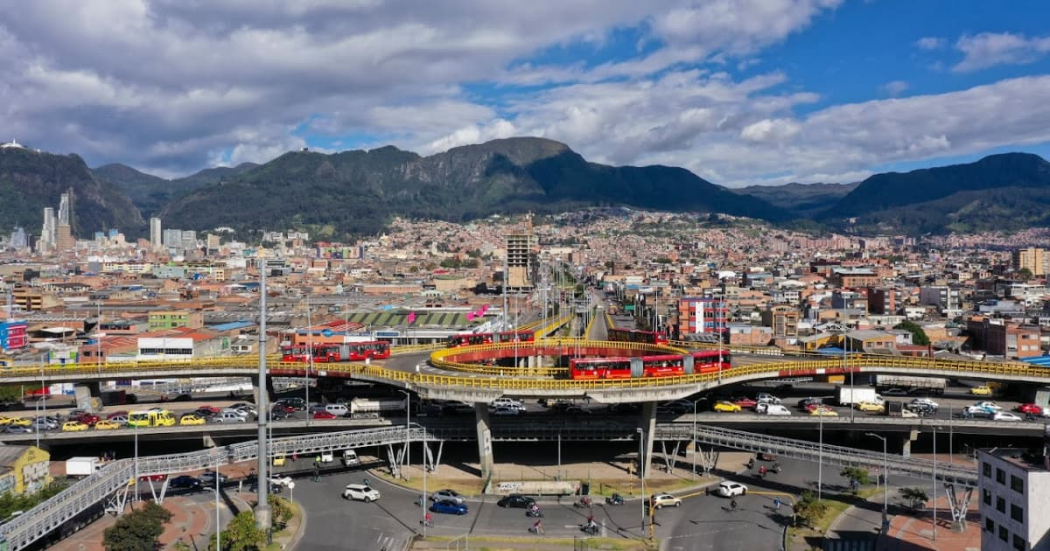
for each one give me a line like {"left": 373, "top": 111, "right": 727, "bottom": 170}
{"left": 150, "top": 217, "right": 162, "bottom": 251}
{"left": 40, "top": 207, "right": 56, "bottom": 251}
{"left": 58, "top": 192, "right": 70, "bottom": 225}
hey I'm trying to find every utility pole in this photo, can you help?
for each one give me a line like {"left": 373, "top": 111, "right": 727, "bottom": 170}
{"left": 255, "top": 260, "right": 271, "bottom": 534}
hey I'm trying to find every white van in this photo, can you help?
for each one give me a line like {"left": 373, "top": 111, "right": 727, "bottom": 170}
{"left": 343, "top": 483, "right": 380, "bottom": 502}
{"left": 213, "top": 411, "right": 246, "bottom": 423}
{"left": 343, "top": 449, "right": 360, "bottom": 466}
{"left": 325, "top": 404, "right": 349, "bottom": 417}
{"left": 757, "top": 403, "right": 791, "bottom": 416}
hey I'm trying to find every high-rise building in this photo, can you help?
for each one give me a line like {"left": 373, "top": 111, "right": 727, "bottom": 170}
{"left": 162, "top": 229, "right": 182, "bottom": 249}
{"left": 504, "top": 215, "right": 536, "bottom": 291}
{"left": 41, "top": 207, "right": 56, "bottom": 251}
{"left": 57, "top": 192, "right": 70, "bottom": 225}
{"left": 9, "top": 227, "right": 26, "bottom": 250}
{"left": 1012, "top": 247, "right": 1047, "bottom": 277}
{"left": 149, "top": 217, "right": 162, "bottom": 251}
{"left": 978, "top": 440, "right": 1050, "bottom": 551}
{"left": 55, "top": 224, "right": 73, "bottom": 252}
{"left": 206, "top": 234, "right": 221, "bottom": 253}
{"left": 181, "top": 230, "right": 197, "bottom": 251}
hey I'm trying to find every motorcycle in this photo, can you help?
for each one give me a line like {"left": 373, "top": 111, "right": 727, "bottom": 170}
{"left": 581, "top": 522, "right": 599, "bottom": 535}
{"left": 526, "top": 509, "right": 544, "bottom": 518}
{"left": 574, "top": 497, "right": 593, "bottom": 508}
{"left": 605, "top": 493, "right": 625, "bottom": 506}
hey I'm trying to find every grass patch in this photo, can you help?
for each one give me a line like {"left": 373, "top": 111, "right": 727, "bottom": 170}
{"left": 790, "top": 487, "right": 882, "bottom": 544}
{"left": 372, "top": 470, "right": 487, "bottom": 496}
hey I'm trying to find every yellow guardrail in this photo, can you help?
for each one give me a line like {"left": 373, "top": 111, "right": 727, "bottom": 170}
{"left": 605, "top": 312, "right": 614, "bottom": 332}
{"left": 391, "top": 343, "right": 447, "bottom": 355}
{"left": 428, "top": 339, "right": 691, "bottom": 377}
{"left": 583, "top": 307, "right": 598, "bottom": 339}
{"left": 536, "top": 315, "right": 573, "bottom": 338}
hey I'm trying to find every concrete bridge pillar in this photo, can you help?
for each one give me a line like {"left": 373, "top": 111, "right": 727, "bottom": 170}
{"left": 475, "top": 403, "right": 494, "bottom": 478}
{"left": 251, "top": 375, "right": 275, "bottom": 407}
{"left": 901, "top": 429, "right": 919, "bottom": 458}
{"left": 74, "top": 382, "right": 103, "bottom": 411}
{"left": 637, "top": 402, "right": 656, "bottom": 479}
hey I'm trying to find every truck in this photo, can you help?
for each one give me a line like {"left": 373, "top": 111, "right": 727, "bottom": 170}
{"left": 874, "top": 375, "right": 947, "bottom": 396}
{"left": 348, "top": 397, "right": 407, "bottom": 418}
{"left": 884, "top": 401, "right": 918, "bottom": 418}
{"left": 836, "top": 386, "right": 883, "bottom": 406}
{"left": 66, "top": 457, "right": 101, "bottom": 477}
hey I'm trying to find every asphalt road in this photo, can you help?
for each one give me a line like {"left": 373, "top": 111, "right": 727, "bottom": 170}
{"left": 290, "top": 454, "right": 933, "bottom": 551}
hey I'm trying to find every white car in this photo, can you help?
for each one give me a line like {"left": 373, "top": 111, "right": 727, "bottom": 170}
{"left": 972, "top": 401, "right": 1001, "bottom": 411}
{"left": 911, "top": 398, "right": 939, "bottom": 409}
{"left": 490, "top": 398, "right": 525, "bottom": 411}
{"left": 491, "top": 407, "right": 520, "bottom": 416}
{"left": 431, "top": 489, "right": 466, "bottom": 504}
{"left": 270, "top": 475, "right": 293, "bottom": 487}
{"left": 755, "top": 403, "right": 791, "bottom": 416}
{"left": 993, "top": 412, "right": 1022, "bottom": 422}
{"left": 319, "top": 451, "right": 334, "bottom": 463}
{"left": 756, "top": 393, "right": 781, "bottom": 405}
{"left": 343, "top": 483, "right": 380, "bottom": 502}
{"left": 716, "top": 481, "right": 748, "bottom": 497}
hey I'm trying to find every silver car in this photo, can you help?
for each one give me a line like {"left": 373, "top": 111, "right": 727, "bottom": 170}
{"left": 431, "top": 489, "right": 466, "bottom": 504}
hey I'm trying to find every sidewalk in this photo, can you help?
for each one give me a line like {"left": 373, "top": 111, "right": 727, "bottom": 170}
{"left": 52, "top": 495, "right": 224, "bottom": 551}
{"left": 877, "top": 495, "right": 982, "bottom": 551}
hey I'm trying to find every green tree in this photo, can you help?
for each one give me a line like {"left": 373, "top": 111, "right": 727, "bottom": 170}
{"left": 840, "top": 467, "right": 871, "bottom": 493}
{"left": 103, "top": 502, "right": 172, "bottom": 551}
{"left": 1017, "top": 267, "right": 1034, "bottom": 281}
{"left": 268, "top": 495, "right": 293, "bottom": 529}
{"left": 209, "top": 511, "right": 266, "bottom": 551}
{"left": 793, "top": 491, "right": 828, "bottom": 528}
{"left": 899, "top": 487, "right": 928, "bottom": 510}
{"left": 893, "top": 320, "right": 930, "bottom": 346}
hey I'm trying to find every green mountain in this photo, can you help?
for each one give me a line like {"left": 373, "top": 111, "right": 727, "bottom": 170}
{"left": 0, "top": 147, "right": 144, "bottom": 237}
{"left": 733, "top": 182, "right": 859, "bottom": 217}
{"left": 92, "top": 162, "right": 258, "bottom": 218}
{"left": 821, "top": 153, "right": 1050, "bottom": 234}
{"left": 160, "top": 137, "right": 787, "bottom": 238}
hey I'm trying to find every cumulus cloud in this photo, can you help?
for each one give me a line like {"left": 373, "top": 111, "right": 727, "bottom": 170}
{"left": 881, "top": 80, "right": 909, "bottom": 97}
{"left": 953, "top": 32, "right": 1050, "bottom": 72}
{"left": 915, "top": 37, "right": 945, "bottom": 50}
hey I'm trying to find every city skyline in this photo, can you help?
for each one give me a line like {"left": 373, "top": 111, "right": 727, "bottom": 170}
{"left": 0, "top": 1, "right": 1047, "bottom": 187}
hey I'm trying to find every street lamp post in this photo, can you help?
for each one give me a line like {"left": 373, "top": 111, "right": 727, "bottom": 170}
{"left": 422, "top": 424, "right": 427, "bottom": 537}
{"left": 398, "top": 390, "right": 411, "bottom": 474}
{"left": 305, "top": 296, "right": 312, "bottom": 422}
{"left": 692, "top": 399, "right": 699, "bottom": 480}
{"left": 636, "top": 428, "right": 645, "bottom": 535}
{"left": 818, "top": 406, "right": 824, "bottom": 500}
{"left": 96, "top": 300, "right": 102, "bottom": 374}
{"left": 932, "top": 427, "right": 938, "bottom": 542}
{"left": 846, "top": 333, "right": 854, "bottom": 422}
{"left": 866, "top": 433, "right": 889, "bottom": 530}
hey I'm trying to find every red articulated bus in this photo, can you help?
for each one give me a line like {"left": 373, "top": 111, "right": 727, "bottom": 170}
{"left": 569, "top": 351, "right": 731, "bottom": 380}
{"left": 281, "top": 341, "right": 391, "bottom": 363}
{"left": 690, "top": 349, "right": 732, "bottom": 374}
{"left": 447, "top": 330, "right": 535, "bottom": 348}
{"left": 606, "top": 328, "right": 669, "bottom": 346}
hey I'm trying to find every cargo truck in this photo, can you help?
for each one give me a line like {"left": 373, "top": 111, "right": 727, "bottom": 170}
{"left": 874, "top": 375, "right": 947, "bottom": 396}
{"left": 884, "top": 401, "right": 918, "bottom": 418}
{"left": 349, "top": 397, "right": 407, "bottom": 418}
{"left": 66, "top": 457, "right": 101, "bottom": 477}
{"left": 836, "top": 386, "right": 883, "bottom": 406}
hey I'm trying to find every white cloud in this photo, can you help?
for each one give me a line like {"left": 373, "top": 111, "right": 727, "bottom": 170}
{"left": 915, "top": 37, "right": 945, "bottom": 50}
{"left": 881, "top": 80, "right": 909, "bottom": 97}
{"left": 740, "top": 118, "right": 801, "bottom": 142}
{"left": 953, "top": 32, "right": 1050, "bottom": 72}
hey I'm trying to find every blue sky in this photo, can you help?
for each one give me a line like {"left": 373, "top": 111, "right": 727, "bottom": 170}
{"left": 2, "top": 0, "right": 1050, "bottom": 186}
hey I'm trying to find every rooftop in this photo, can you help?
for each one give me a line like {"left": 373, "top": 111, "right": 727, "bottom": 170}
{"left": 982, "top": 447, "right": 1050, "bottom": 472}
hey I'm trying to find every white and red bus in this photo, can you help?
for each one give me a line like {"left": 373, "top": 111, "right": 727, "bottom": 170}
{"left": 446, "top": 330, "right": 535, "bottom": 348}
{"left": 606, "top": 328, "right": 668, "bottom": 346}
{"left": 690, "top": 349, "right": 732, "bottom": 374}
{"left": 281, "top": 341, "right": 391, "bottom": 363}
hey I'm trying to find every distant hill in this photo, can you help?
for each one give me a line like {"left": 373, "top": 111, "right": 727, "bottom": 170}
{"left": 92, "top": 162, "right": 259, "bottom": 218}
{"left": 160, "top": 137, "right": 786, "bottom": 239}
{"left": 733, "top": 182, "right": 859, "bottom": 217}
{"left": 0, "top": 147, "right": 144, "bottom": 236}
{"left": 821, "top": 153, "right": 1050, "bottom": 234}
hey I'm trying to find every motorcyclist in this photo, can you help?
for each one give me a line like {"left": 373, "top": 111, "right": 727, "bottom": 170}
{"left": 759, "top": 465, "right": 767, "bottom": 477}
{"left": 731, "top": 499, "right": 738, "bottom": 511}
{"left": 746, "top": 457, "right": 755, "bottom": 469}
{"left": 424, "top": 512, "right": 433, "bottom": 527}
{"left": 772, "top": 462, "right": 782, "bottom": 473}
{"left": 532, "top": 519, "right": 544, "bottom": 534}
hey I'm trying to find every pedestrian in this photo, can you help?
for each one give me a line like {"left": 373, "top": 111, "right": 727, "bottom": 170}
{"left": 730, "top": 499, "right": 738, "bottom": 511}
{"left": 774, "top": 497, "right": 781, "bottom": 510}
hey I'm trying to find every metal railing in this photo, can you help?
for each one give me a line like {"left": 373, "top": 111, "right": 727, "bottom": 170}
{"left": 672, "top": 424, "right": 977, "bottom": 485}
{"left": 0, "top": 426, "right": 421, "bottom": 550}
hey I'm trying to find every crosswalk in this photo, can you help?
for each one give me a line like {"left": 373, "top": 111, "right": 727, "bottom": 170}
{"left": 375, "top": 533, "right": 409, "bottom": 551}
{"left": 822, "top": 538, "right": 875, "bottom": 551}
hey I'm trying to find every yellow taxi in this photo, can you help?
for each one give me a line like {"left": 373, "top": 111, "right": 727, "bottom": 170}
{"left": 714, "top": 401, "right": 742, "bottom": 413}
{"left": 11, "top": 418, "right": 33, "bottom": 427}
{"left": 810, "top": 406, "right": 839, "bottom": 417}
{"left": 61, "top": 421, "right": 89, "bottom": 432}
{"left": 855, "top": 401, "right": 885, "bottom": 413}
{"left": 272, "top": 454, "right": 286, "bottom": 467}
{"left": 0, "top": 416, "right": 14, "bottom": 426}
{"left": 179, "top": 414, "right": 206, "bottom": 426}
{"left": 94, "top": 420, "right": 122, "bottom": 430}
{"left": 970, "top": 385, "right": 993, "bottom": 396}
